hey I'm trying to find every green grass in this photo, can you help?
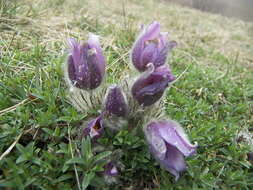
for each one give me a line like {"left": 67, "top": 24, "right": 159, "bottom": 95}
{"left": 0, "top": 0, "right": 253, "bottom": 189}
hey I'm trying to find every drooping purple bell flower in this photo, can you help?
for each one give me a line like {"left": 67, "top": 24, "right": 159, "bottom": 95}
{"left": 83, "top": 115, "right": 104, "bottom": 139}
{"left": 104, "top": 162, "right": 119, "bottom": 177}
{"left": 131, "top": 63, "right": 175, "bottom": 107}
{"left": 104, "top": 85, "right": 128, "bottom": 117}
{"left": 67, "top": 33, "right": 106, "bottom": 90}
{"left": 145, "top": 119, "right": 197, "bottom": 181}
{"left": 131, "top": 21, "right": 177, "bottom": 72}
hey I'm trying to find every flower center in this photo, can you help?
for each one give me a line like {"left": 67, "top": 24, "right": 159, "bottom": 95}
{"left": 93, "top": 122, "right": 101, "bottom": 131}
{"left": 145, "top": 38, "right": 160, "bottom": 46}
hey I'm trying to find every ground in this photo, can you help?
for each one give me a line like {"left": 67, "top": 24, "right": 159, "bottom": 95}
{"left": 0, "top": 0, "right": 253, "bottom": 189}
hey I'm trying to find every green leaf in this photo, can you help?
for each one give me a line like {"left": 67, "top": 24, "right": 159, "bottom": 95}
{"left": 66, "top": 157, "right": 85, "bottom": 165}
{"left": 15, "top": 143, "right": 25, "bottom": 153}
{"left": 0, "top": 180, "right": 16, "bottom": 188}
{"left": 54, "top": 126, "right": 60, "bottom": 137}
{"left": 82, "top": 172, "right": 95, "bottom": 190}
{"left": 62, "top": 163, "right": 70, "bottom": 173}
{"left": 91, "top": 160, "right": 108, "bottom": 172}
{"left": 32, "top": 158, "right": 42, "bottom": 165}
{"left": 53, "top": 174, "right": 73, "bottom": 183}
{"left": 91, "top": 151, "right": 112, "bottom": 164}
{"left": 42, "top": 128, "right": 54, "bottom": 135}
{"left": 81, "top": 137, "right": 92, "bottom": 161}
{"left": 16, "top": 155, "right": 27, "bottom": 164}
{"left": 24, "top": 178, "right": 37, "bottom": 187}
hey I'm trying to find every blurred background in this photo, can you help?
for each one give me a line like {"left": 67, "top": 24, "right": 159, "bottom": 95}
{"left": 165, "top": 0, "right": 253, "bottom": 21}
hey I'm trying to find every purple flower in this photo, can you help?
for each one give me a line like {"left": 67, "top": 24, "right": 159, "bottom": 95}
{"left": 145, "top": 120, "right": 197, "bottom": 181}
{"left": 104, "top": 162, "right": 119, "bottom": 177}
{"left": 131, "top": 63, "right": 175, "bottom": 107}
{"left": 67, "top": 33, "right": 106, "bottom": 90}
{"left": 83, "top": 115, "right": 104, "bottom": 139}
{"left": 131, "top": 21, "right": 177, "bottom": 72}
{"left": 104, "top": 85, "right": 128, "bottom": 117}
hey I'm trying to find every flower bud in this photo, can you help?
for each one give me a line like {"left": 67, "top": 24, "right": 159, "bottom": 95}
{"left": 144, "top": 119, "right": 197, "bottom": 180}
{"left": 131, "top": 63, "right": 175, "bottom": 107}
{"left": 131, "top": 21, "right": 177, "bottom": 72}
{"left": 67, "top": 33, "right": 106, "bottom": 90}
{"left": 104, "top": 85, "right": 128, "bottom": 117}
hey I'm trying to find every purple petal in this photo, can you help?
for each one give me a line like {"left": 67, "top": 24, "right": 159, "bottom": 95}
{"left": 104, "top": 162, "right": 119, "bottom": 177}
{"left": 68, "top": 44, "right": 93, "bottom": 89}
{"left": 87, "top": 33, "right": 100, "bottom": 50}
{"left": 162, "top": 144, "right": 186, "bottom": 181}
{"left": 146, "top": 120, "right": 197, "bottom": 180}
{"left": 155, "top": 65, "right": 176, "bottom": 82}
{"left": 158, "top": 32, "right": 168, "bottom": 49}
{"left": 168, "top": 40, "right": 177, "bottom": 49}
{"left": 67, "top": 38, "right": 82, "bottom": 71}
{"left": 105, "top": 85, "right": 128, "bottom": 117}
{"left": 131, "top": 64, "right": 172, "bottom": 106}
{"left": 158, "top": 33, "right": 177, "bottom": 51}
{"left": 156, "top": 120, "right": 197, "bottom": 157}
{"left": 153, "top": 44, "right": 170, "bottom": 68}
{"left": 74, "top": 44, "right": 89, "bottom": 81}
{"left": 85, "top": 47, "right": 104, "bottom": 89}
{"left": 66, "top": 36, "right": 106, "bottom": 90}
{"left": 83, "top": 116, "right": 104, "bottom": 139}
{"left": 67, "top": 38, "right": 78, "bottom": 50}
{"left": 131, "top": 36, "right": 145, "bottom": 71}
{"left": 131, "top": 21, "right": 160, "bottom": 72}
{"left": 141, "top": 43, "right": 158, "bottom": 68}
{"left": 154, "top": 33, "right": 177, "bottom": 68}
{"left": 67, "top": 55, "right": 76, "bottom": 82}
{"left": 145, "top": 126, "right": 167, "bottom": 160}
{"left": 146, "top": 121, "right": 186, "bottom": 181}
{"left": 142, "top": 21, "right": 160, "bottom": 41}
{"left": 87, "top": 33, "right": 106, "bottom": 78}
{"left": 131, "top": 21, "right": 177, "bottom": 72}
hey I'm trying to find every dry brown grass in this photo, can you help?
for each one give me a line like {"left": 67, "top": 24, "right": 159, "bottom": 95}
{"left": 2, "top": 0, "right": 253, "bottom": 70}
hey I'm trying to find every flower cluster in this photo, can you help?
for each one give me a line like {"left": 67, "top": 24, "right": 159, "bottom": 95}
{"left": 65, "top": 21, "right": 197, "bottom": 181}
